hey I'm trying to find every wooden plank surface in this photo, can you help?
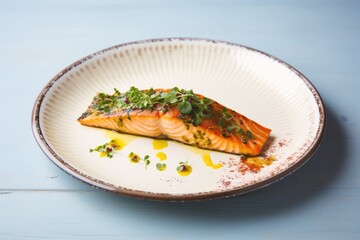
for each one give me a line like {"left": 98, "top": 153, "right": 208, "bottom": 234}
{"left": 1, "top": 0, "right": 359, "bottom": 239}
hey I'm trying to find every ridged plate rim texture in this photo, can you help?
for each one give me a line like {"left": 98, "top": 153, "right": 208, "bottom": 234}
{"left": 32, "top": 38, "right": 326, "bottom": 201}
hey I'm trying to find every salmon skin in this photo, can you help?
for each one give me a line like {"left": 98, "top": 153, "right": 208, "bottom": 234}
{"left": 78, "top": 87, "right": 271, "bottom": 156}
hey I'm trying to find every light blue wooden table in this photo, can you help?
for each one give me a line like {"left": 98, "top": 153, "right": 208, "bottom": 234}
{"left": 1, "top": 0, "right": 359, "bottom": 239}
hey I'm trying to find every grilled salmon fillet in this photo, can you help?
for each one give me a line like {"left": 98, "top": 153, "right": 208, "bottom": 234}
{"left": 78, "top": 87, "right": 271, "bottom": 156}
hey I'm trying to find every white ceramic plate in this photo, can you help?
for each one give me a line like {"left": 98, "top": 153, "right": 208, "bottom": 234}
{"left": 32, "top": 38, "right": 325, "bottom": 200}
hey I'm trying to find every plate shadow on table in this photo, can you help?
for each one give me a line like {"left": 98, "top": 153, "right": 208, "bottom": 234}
{"left": 87, "top": 104, "right": 348, "bottom": 223}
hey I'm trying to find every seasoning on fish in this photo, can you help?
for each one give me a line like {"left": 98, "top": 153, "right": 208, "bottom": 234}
{"left": 78, "top": 87, "right": 271, "bottom": 156}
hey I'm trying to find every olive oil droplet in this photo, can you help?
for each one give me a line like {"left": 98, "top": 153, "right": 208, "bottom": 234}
{"left": 156, "top": 152, "right": 167, "bottom": 161}
{"left": 152, "top": 139, "right": 168, "bottom": 150}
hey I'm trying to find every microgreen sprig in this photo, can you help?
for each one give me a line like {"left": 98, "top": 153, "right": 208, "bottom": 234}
{"left": 143, "top": 155, "right": 150, "bottom": 169}
{"left": 91, "top": 86, "right": 255, "bottom": 143}
{"left": 90, "top": 142, "right": 115, "bottom": 158}
{"left": 176, "top": 160, "right": 190, "bottom": 172}
{"left": 92, "top": 86, "right": 212, "bottom": 126}
{"left": 156, "top": 163, "right": 166, "bottom": 171}
{"left": 128, "top": 152, "right": 151, "bottom": 169}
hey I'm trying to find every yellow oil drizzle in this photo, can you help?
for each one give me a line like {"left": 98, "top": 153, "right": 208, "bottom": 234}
{"left": 156, "top": 152, "right": 167, "bottom": 161}
{"left": 173, "top": 142, "right": 223, "bottom": 170}
{"left": 202, "top": 153, "right": 223, "bottom": 169}
{"left": 152, "top": 139, "right": 168, "bottom": 150}
{"left": 108, "top": 138, "right": 126, "bottom": 150}
{"left": 178, "top": 165, "right": 192, "bottom": 176}
{"left": 105, "top": 130, "right": 137, "bottom": 148}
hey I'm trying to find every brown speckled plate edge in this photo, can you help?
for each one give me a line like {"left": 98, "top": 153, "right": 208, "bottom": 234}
{"left": 31, "top": 37, "right": 326, "bottom": 201}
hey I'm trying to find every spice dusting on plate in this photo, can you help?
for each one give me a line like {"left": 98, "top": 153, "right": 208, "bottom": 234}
{"left": 239, "top": 155, "right": 276, "bottom": 174}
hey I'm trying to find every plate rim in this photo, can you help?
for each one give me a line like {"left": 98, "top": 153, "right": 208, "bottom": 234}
{"left": 31, "top": 37, "right": 326, "bottom": 201}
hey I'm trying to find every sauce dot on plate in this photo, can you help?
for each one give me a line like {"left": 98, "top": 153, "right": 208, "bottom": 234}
{"left": 156, "top": 152, "right": 167, "bottom": 161}
{"left": 152, "top": 139, "right": 168, "bottom": 150}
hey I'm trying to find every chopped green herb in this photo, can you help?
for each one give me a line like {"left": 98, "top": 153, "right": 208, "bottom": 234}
{"left": 226, "top": 125, "right": 236, "bottom": 132}
{"left": 246, "top": 130, "right": 253, "bottom": 139}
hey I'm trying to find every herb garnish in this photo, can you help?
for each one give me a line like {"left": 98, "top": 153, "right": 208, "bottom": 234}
{"left": 92, "top": 86, "right": 212, "bottom": 126}
{"left": 176, "top": 160, "right": 192, "bottom": 176}
{"left": 90, "top": 140, "right": 117, "bottom": 158}
{"left": 156, "top": 163, "right": 166, "bottom": 171}
{"left": 143, "top": 155, "right": 150, "bottom": 168}
{"left": 128, "top": 152, "right": 151, "bottom": 169}
{"left": 176, "top": 160, "right": 190, "bottom": 172}
{"left": 91, "top": 86, "right": 254, "bottom": 143}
